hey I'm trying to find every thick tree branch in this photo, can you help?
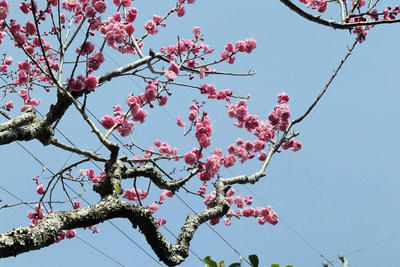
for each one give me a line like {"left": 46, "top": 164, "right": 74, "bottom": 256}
{"left": 280, "top": 0, "right": 400, "bottom": 29}
{"left": 0, "top": 194, "right": 229, "bottom": 266}
{"left": 0, "top": 106, "right": 36, "bottom": 132}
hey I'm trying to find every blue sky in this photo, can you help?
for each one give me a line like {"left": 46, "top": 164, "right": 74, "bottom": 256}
{"left": 1, "top": 1, "right": 400, "bottom": 267}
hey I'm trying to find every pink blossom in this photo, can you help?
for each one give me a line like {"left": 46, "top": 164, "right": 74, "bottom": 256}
{"left": 126, "top": 7, "right": 138, "bottom": 23}
{"left": 133, "top": 108, "right": 147, "bottom": 123}
{"left": 4, "top": 56, "right": 12, "bottom": 65}
{"left": 88, "top": 52, "right": 105, "bottom": 71}
{"left": 157, "top": 217, "right": 167, "bottom": 227}
{"left": 242, "top": 207, "right": 255, "bottom": 217}
{"left": 25, "top": 21, "right": 36, "bottom": 35}
{"left": 223, "top": 218, "right": 231, "bottom": 226}
{"left": 19, "top": 89, "right": 29, "bottom": 101}
{"left": 176, "top": 6, "right": 185, "bottom": 17}
{"left": 27, "top": 98, "right": 41, "bottom": 106}
{"left": 73, "top": 201, "right": 81, "bottom": 209}
{"left": 222, "top": 154, "right": 236, "bottom": 168}
{"left": 159, "top": 96, "right": 168, "bottom": 106}
{"left": 85, "top": 76, "right": 98, "bottom": 90}
{"left": 146, "top": 202, "right": 159, "bottom": 214}
{"left": 192, "top": 26, "right": 201, "bottom": 36}
{"left": 225, "top": 42, "right": 234, "bottom": 53}
{"left": 94, "top": 1, "right": 107, "bottom": 13}
{"left": 4, "top": 101, "right": 13, "bottom": 111}
{"left": 258, "top": 152, "right": 267, "bottom": 161}
{"left": 65, "top": 229, "right": 76, "bottom": 239}
{"left": 277, "top": 92, "right": 290, "bottom": 104}
{"left": 101, "top": 115, "right": 115, "bottom": 129}
{"left": 209, "top": 217, "right": 220, "bottom": 226}
{"left": 176, "top": 116, "right": 185, "bottom": 127}
{"left": 36, "top": 183, "right": 45, "bottom": 195}
{"left": 292, "top": 140, "right": 302, "bottom": 152}
{"left": 0, "top": 0, "right": 10, "bottom": 20}
{"left": 198, "top": 183, "right": 207, "bottom": 194}
{"left": 144, "top": 20, "right": 158, "bottom": 35}
{"left": 153, "top": 15, "right": 162, "bottom": 24}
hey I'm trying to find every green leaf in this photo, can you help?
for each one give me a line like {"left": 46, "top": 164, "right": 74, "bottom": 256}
{"left": 271, "top": 264, "right": 280, "bottom": 267}
{"left": 203, "top": 256, "right": 218, "bottom": 267}
{"left": 229, "top": 263, "right": 241, "bottom": 267}
{"left": 248, "top": 255, "right": 259, "bottom": 267}
{"left": 218, "top": 260, "right": 225, "bottom": 267}
{"left": 286, "top": 265, "right": 294, "bottom": 267}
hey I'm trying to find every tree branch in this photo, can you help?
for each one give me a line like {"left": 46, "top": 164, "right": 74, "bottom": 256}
{"left": 280, "top": 0, "right": 400, "bottom": 29}
{"left": 124, "top": 165, "right": 199, "bottom": 192}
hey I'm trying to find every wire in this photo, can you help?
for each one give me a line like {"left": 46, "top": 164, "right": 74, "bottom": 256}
{"left": 243, "top": 183, "right": 336, "bottom": 267}
{"left": 75, "top": 236, "right": 126, "bottom": 267}
{"left": 343, "top": 232, "right": 400, "bottom": 257}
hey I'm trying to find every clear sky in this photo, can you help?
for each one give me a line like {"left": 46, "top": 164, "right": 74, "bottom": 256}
{"left": 1, "top": 1, "right": 400, "bottom": 267}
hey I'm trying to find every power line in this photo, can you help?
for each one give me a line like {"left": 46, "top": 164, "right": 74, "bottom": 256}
{"left": 243, "top": 183, "right": 336, "bottom": 267}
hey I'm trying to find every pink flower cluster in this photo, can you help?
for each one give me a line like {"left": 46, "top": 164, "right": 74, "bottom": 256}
{"left": 184, "top": 148, "right": 202, "bottom": 165}
{"left": 195, "top": 113, "right": 212, "bottom": 148}
{"left": 268, "top": 92, "right": 291, "bottom": 131}
{"left": 36, "top": 183, "right": 46, "bottom": 195}
{"left": 0, "top": 55, "right": 12, "bottom": 72}
{"left": 227, "top": 138, "right": 267, "bottom": 164}
{"left": 165, "top": 61, "right": 180, "bottom": 80}
{"left": 198, "top": 149, "right": 223, "bottom": 181}
{"left": 156, "top": 217, "right": 167, "bottom": 228}
{"left": 175, "top": 0, "right": 196, "bottom": 18}
{"left": 88, "top": 52, "right": 105, "bottom": 71}
{"left": 144, "top": 17, "right": 159, "bottom": 35}
{"left": 63, "top": 0, "right": 108, "bottom": 17}
{"left": 299, "top": 0, "right": 328, "bottom": 13}
{"left": 160, "top": 26, "right": 213, "bottom": 77}
{"left": 27, "top": 203, "right": 45, "bottom": 228}
{"left": 101, "top": 98, "right": 148, "bottom": 137}
{"left": 158, "top": 190, "right": 174, "bottom": 204}
{"left": 282, "top": 138, "right": 302, "bottom": 152}
{"left": 204, "top": 189, "right": 279, "bottom": 226}
{"left": 145, "top": 190, "right": 174, "bottom": 218}
{"left": 122, "top": 188, "right": 148, "bottom": 201}
{"left": 19, "top": 89, "right": 41, "bottom": 111}
{"left": 154, "top": 140, "right": 178, "bottom": 157}
{"left": 3, "top": 100, "right": 13, "bottom": 111}
{"left": 227, "top": 99, "right": 260, "bottom": 132}
{"left": 0, "top": 0, "right": 9, "bottom": 20}
{"left": 199, "top": 84, "right": 232, "bottom": 101}
{"left": 68, "top": 75, "right": 98, "bottom": 91}
{"left": 220, "top": 38, "right": 257, "bottom": 64}
{"left": 188, "top": 102, "right": 200, "bottom": 121}
{"left": 80, "top": 168, "right": 100, "bottom": 183}
{"left": 183, "top": 38, "right": 213, "bottom": 56}
{"left": 113, "top": 0, "right": 132, "bottom": 7}
{"left": 101, "top": 11, "right": 139, "bottom": 53}
{"left": 56, "top": 229, "right": 76, "bottom": 243}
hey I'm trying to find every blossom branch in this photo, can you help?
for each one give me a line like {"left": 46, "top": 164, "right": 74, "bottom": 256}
{"left": 292, "top": 40, "right": 358, "bottom": 126}
{"left": 280, "top": 0, "right": 400, "bottom": 28}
